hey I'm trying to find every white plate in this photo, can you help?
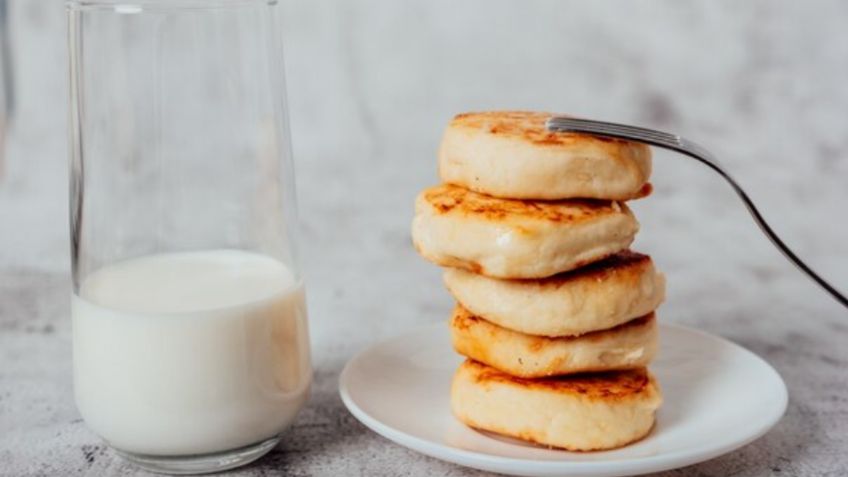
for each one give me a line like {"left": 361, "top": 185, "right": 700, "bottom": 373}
{"left": 339, "top": 322, "right": 787, "bottom": 477}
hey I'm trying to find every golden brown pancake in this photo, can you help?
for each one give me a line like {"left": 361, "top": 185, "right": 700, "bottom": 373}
{"left": 450, "top": 306, "right": 658, "bottom": 378}
{"left": 444, "top": 251, "right": 665, "bottom": 336}
{"left": 411, "top": 184, "right": 639, "bottom": 279}
{"left": 438, "top": 111, "right": 652, "bottom": 200}
{"left": 451, "top": 359, "right": 662, "bottom": 451}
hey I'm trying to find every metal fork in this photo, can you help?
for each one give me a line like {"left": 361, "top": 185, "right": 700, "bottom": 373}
{"left": 546, "top": 116, "right": 848, "bottom": 310}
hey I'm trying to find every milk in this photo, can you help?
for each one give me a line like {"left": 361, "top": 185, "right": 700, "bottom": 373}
{"left": 72, "top": 250, "right": 311, "bottom": 456}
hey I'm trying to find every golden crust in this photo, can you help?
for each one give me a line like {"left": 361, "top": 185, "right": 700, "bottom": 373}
{"left": 451, "top": 359, "right": 662, "bottom": 451}
{"left": 513, "top": 250, "right": 652, "bottom": 288}
{"left": 450, "top": 306, "right": 658, "bottom": 378}
{"left": 439, "top": 111, "right": 652, "bottom": 201}
{"left": 449, "top": 111, "right": 642, "bottom": 150}
{"left": 412, "top": 185, "right": 639, "bottom": 278}
{"left": 421, "top": 183, "right": 624, "bottom": 224}
{"left": 462, "top": 359, "right": 654, "bottom": 400}
{"left": 451, "top": 307, "right": 655, "bottom": 347}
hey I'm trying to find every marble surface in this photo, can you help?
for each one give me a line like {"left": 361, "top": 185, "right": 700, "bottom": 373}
{"left": 1, "top": 1, "right": 847, "bottom": 475}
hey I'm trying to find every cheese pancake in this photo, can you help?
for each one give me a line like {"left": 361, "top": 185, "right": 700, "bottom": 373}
{"left": 444, "top": 251, "right": 665, "bottom": 336}
{"left": 451, "top": 360, "right": 661, "bottom": 451}
{"left": 438, "top": 111, "right": 652, "bottom": 200}
{"left": 450, "top": 306, "right": 657, "bottom": 378}
{"left": 412, "top": 184, "right": 639, "bottom": 279}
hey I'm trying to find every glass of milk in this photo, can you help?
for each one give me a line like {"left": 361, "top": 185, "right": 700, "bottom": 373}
{"left": 67, "top": 1, "right": 311, "bottom": 473}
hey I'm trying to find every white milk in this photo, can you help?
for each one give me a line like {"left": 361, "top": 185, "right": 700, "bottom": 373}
{"left": 72, "top": 250, "right": 311, "bottom": 456}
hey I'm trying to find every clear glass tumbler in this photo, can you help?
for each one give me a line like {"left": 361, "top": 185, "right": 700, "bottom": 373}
{"left": 67, "top": 1, "right": 311, "bottom": 473}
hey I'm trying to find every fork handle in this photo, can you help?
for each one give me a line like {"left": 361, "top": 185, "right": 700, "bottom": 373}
{"left": 666, "top": 144, "right": 848, "bottom": 310}
{"left": 546, "top": 118, "right": 848, "bottom": 310}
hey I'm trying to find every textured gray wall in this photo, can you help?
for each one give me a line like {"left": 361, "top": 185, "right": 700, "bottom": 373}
{"left": 1, "top": 1, "right": 847, "bottom": 476}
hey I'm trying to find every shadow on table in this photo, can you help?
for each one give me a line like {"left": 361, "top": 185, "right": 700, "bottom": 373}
{"left": 645, "top": 331, "right": 821, "bottom": 477}
{"left": 231, "top": 364, "right": 370, "bottom": 475}
{"left": 644, "top": 397, "right": 814, "bottom": 476}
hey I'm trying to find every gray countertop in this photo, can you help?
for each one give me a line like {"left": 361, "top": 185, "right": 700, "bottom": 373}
{"left": 1, "top": 1, "right": 847, "bottom": 476}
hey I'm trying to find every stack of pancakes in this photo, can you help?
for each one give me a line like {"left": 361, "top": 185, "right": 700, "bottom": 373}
{"left": 412, "top": 111, "right": 666, "bottom": 451}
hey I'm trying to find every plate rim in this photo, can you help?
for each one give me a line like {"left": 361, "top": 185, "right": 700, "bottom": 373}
{"left": 339, "top": 322, "right": 788, "bottom": 476}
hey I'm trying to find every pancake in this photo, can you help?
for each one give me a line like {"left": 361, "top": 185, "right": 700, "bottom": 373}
{"left": 444, "top": 251, "right": 665, "bottom": 336}
{"left": 438, "top": 111, "right": 652, "bottom": 200}
{"left": 451, "top": 359, "right": 662, "bottom": 451}
{"left": 450, "top": 305, "right": 657, "bottom": 378}
{"left": 411, "top": 184, "right": 639, "bottom": 279}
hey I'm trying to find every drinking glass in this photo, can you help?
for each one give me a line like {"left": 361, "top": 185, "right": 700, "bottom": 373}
{"left": 67, "top": 1, "right": 311, "bottom": 473}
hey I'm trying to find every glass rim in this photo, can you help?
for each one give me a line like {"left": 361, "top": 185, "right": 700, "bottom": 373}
{"left": 66, "top": 0, "right": 276, "bottom": 12}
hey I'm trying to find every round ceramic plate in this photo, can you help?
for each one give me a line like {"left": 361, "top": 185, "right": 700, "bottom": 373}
{"left": 339, "top": 322, "right": 787, "bottom": 477}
